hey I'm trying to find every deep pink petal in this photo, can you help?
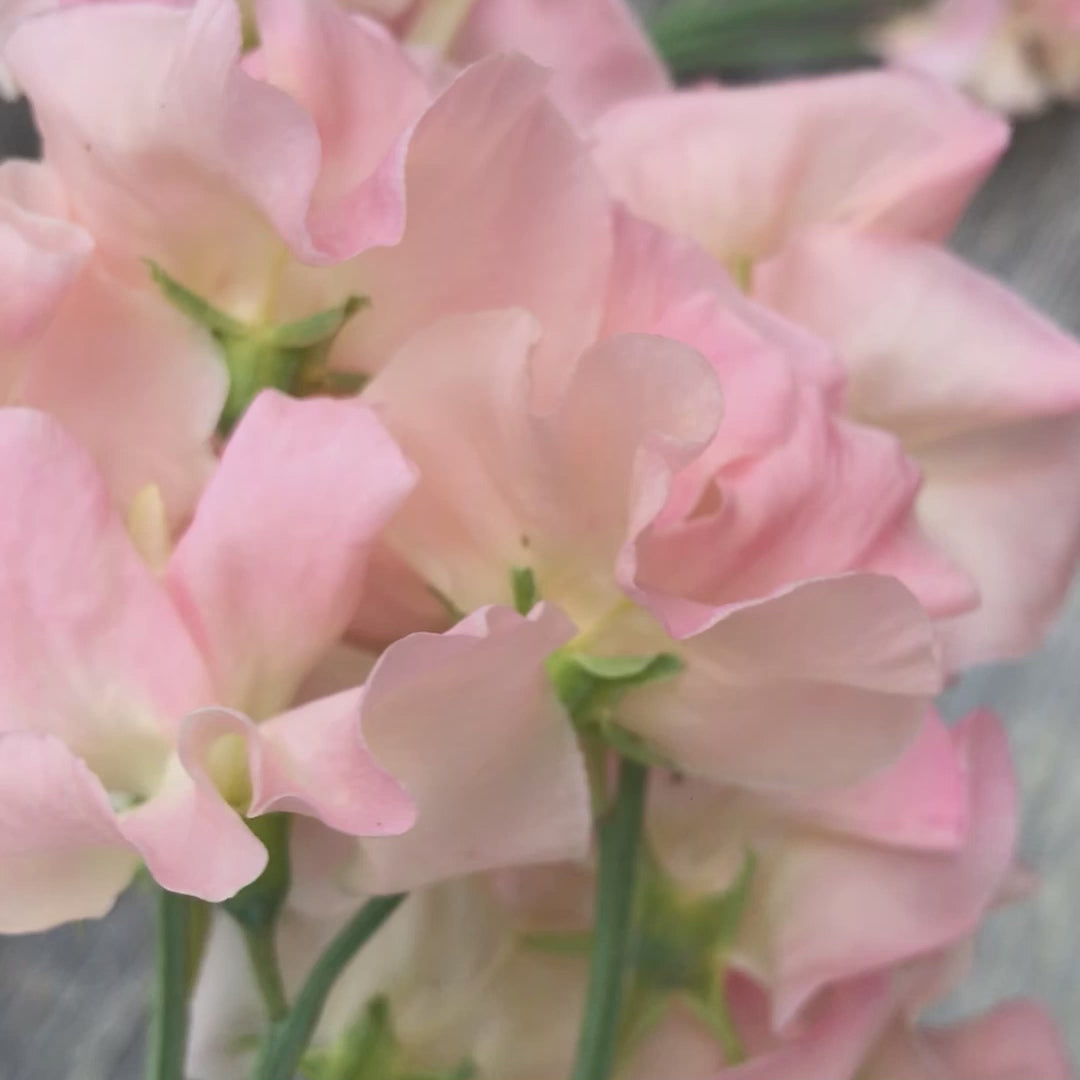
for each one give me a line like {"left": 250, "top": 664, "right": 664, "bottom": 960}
{"left": 254, "top": 0, "right": 429, "bottom": 258}
{"left": 744, "top": 710, "right": 1018, "bottom": 1026}
{"left": 775, "top": 709, "right": 970, "bottom": 852}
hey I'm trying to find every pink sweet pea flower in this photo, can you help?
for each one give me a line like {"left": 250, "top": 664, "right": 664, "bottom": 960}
{"left": 0, "top": 391, "right": 418, "bottom": 932}
{"left": 7, "top": 0, "right": 611, "bottom": 382}
{"left": 360, "top": 308, "right": 944, "bottom": 793}
{"left": 0, "top": 159, "right": 226, "bottom": 524}
{"left": 593, "top": 70, "right": 1080, "bottom": 668}
{"left": 697, "top": 970, "right": 1071, "bottom": 1080}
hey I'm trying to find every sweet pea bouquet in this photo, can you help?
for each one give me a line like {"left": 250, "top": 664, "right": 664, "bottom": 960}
{"left": 0, "top": 1, "right": 1077, "bottom": 1078}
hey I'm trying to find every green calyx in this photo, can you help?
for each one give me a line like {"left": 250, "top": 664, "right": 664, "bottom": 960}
{"left": 301, "top": 996, "right": 475, "bottom": 1080}
{"left": 147, "top": 262, "right": 369, "bottom": 435}
{"left": 526, "top": 850, "right": 756, "bottom": 1066}
{"left": 547, "top": 649, "right": 683, "bottom": 770}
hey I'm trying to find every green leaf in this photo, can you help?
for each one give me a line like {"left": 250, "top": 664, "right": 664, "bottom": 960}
{"left": 510, "top": 566, "right": 539, "bottom": 615}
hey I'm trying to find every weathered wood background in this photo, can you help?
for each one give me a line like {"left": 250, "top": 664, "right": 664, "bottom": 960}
{"left": 2, "top": 65, "right": 1080, "bottom": 1080}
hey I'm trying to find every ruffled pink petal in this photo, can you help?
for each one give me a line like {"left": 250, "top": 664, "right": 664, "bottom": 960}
{"left": 775, "top": 709, "right": 969, "bottom": 852}
{"left": 253, "top": 688, "right": 416, "bottom": 837}
{"left": 121, "top": 709, "right": 268, "bottom": 901}
{"left": 618, "top": 575, "right": 943, "bottom": 791}
{"left": 0, "top": 409, "right": 213, "bottom": 783}
{"left": 759, "top": 228, "right": 1080, "bottom": 666}
{"left": 253, "top": 0, "right": 429, "bottom": 258}
{"left": 0, "top": 732, "right": 138, "bottom": 932}
{"left": 919, "top": 1000, "right": 1072, "bottom": 1080}
{"left": 166, "top": 390, "right": 416, "bottom": 718}
{"left": 713, "top": 974, "right": 895, "bottom": 1080}
{"left": 592, "top": 71, "right": 1007, "bottom": 263}
{"left": 744, "top": 710, "right": 1017, "bottom": 1026}
{"left": 632, "top": 384, "right": 976, "bottom": 630}
{"left": 347, "top": 604, "right": 589, "bottom": 892}
{"left": 455, "top": 0, "right": 670, "bottom": 127}
{"left": 366, "top": 308, "right": 720, "bottom": 621}
{"left": 5, "top": 0, "right": 371, "bottom": 301}
{"left": 325, "top": 53, "right": 611, "bottom": 387}
{"left": 0, "top": 160, "right": 91, "bottom": 354}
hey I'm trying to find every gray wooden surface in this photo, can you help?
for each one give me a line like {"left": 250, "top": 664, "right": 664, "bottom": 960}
{"left": 2, "top": 99, "right": 1080, "bottom": 1079}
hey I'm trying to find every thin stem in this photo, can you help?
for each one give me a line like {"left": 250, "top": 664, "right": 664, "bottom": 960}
{"left": 241, "top": 924, "right": 288, "bottom": 1023}
{"left": 250, "top": 893, "right": 407, "bottom": 1080}
{"left": 570, "top": 758, "right": 649, "bottom": 1080}
{"left": 146, "top": 888, "right": 196, "bottom": 1080}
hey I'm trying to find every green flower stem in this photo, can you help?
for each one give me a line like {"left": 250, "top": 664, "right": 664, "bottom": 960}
{"left": 146, "top": 887, "right": 200, "bottom": 1080}
{"left": 242, "top": 923, "right": 289, "bottom": 1023}
{"left": 250, "top": 894, "right": 407, "bottom": 1080}
{"left": 570, "top": 757, "right": 649, "bottom": 1080}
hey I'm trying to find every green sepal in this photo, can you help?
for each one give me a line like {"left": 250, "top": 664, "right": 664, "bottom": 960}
{"left": 547, "top": 650, "right": 682, "bottom": 769}
{"left": 265, "top": 295, "right": 368, "bottom": 349}
{"left": 147, "top": 262, "right": 369, "bottom": 434}
{"left": 146, "top": 260, "right": 245, "bottom": 338}
{"left": 520, "top": 930, "right": 593, "bottom": 957}
{"left": 510, "top": 566, "right": 539, "bottom": 616}
{"left": 300, "top": 995, "right": 476, "bottom": 1080}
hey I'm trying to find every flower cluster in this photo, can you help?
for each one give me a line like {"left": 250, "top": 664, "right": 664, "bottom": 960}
{"left": 0, "top": 1, "right": 1076, "bottom": 1078}
{"left": 877, "top": 0, "right": 1080, "bottom": 114}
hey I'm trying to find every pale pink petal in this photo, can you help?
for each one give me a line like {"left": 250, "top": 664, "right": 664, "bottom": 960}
{"left": 919, "top": 415, "right": 1080, "bottom": 667}
{"left": 742, "top": 710, "right": 1017, "bottom": 1025}
{"left": 601, "top": 209, "right": 842, "bottom": 481}
{"left": 323, "top": 53, "right": 611, "bottom": 386}
{"left": 618, "top": 575, "right": 943, "bottom": 791}
{"left": 920, "top": 1000, "right": 1072, "bottom": 1080}
{"left": 366, "top": 309, "right": 720, "bottom": 622}
{"left": 713, "top": 974, "right": 894, "bottom": 1080}
{"left": 6, "top": 0, "right": 331, "bottom": 306}
{"left": 15, "top": 266, "right": 227, "bottom": 526}
{"left": 775, "top": 709, "right": 970, "bottom": 852}
{"left": 0, "top": 732, "right": 137, "bottom": 932}
{"left": 0, "top": 160, "right": 91, "bottom": 353}
{"left": 166, "top": 390, "right": 416, "bottom": 718}
{"left": 253, "top": 0, "right": 429, "bottom": 257}
{"left": 758, "top": 228, "right": 1080, "bottom": 665}
{"left": 756, "top": 228, "right": 1080, "bottom": 445}
{"left": 881, "top": 0, "right": 1006, "bottom": 84}
{"left": 0, "top": 409, "right": 212, "bottom": 791}
{"left": 592, "top": 72, "right": 1007, "bottom": 263}
{"left": 253, "top": 688, "right": 416, "bottom": 837}
{"left": 121, "top": 709, "right": 268, "bottom": 902}
{"left": 455, "top": 0, "right": 670, "bottom": 126}
{"left": 346, "top": 604, "right": 589, "bottom": 892}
